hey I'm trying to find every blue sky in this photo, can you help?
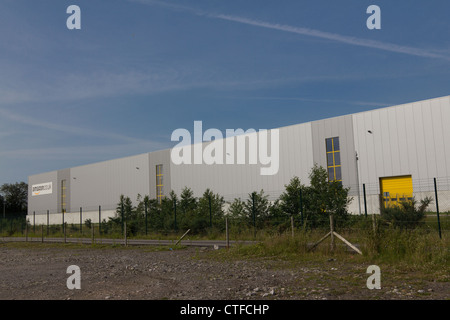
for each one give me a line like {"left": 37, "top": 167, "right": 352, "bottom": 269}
{"left": 0, "top": 0, "right": 449, "bottom": 185}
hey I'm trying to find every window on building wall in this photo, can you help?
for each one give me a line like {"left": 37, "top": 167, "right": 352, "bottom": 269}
{"left": 325, "top": 137, "right": 342, "bottom": 183}
{"left": 156, "top": 164, "right": 164, "bottom": 204}
{"left": 61, "top": 179, "right": 67, "bottom": 213}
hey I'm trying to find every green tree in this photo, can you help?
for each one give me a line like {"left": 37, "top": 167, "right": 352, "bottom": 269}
{"left": 110, "top": 195, "right": 135, "bottom": 234}
{"left": 162, "top": 191, "right": 178, "bottom": 231}
{"left": 0, "top": 182, "right": 28, "bottom": 215}
{"left": 227, "top": 198, "right": 245, "bottom": 220}
{"left": 196, "top": 188, "right": 225, "bottom": 231}
{"left": 279, "top": 176, "right": 305, "bottom": 217}
{"left": 305, "top": 164, "right": 352, "bottom": 228}
{"left": 244, "top": 190, "right": 270, "bottom": 228}
{"left": 178, "top": 187, "right": 198, "bottom": 230}
{"left": 116, "top": 195, "right": 134, "bottom": 221}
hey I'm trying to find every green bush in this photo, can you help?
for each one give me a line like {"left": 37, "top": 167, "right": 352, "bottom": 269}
{"left": 381, "top": 197, "right": 432, "bottom": 229}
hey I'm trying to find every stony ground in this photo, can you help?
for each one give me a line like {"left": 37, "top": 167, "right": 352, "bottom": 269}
{"left": 0, "top": 242, "right": 448, "bottom": 300}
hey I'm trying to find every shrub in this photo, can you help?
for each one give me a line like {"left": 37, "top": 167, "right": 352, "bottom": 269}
{"left": 381, "top": 197, "right": 432, "bottom": 229}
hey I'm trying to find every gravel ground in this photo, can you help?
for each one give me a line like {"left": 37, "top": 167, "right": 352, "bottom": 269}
{"left": 0, "top": 243, "right": 448, "bottom": 300}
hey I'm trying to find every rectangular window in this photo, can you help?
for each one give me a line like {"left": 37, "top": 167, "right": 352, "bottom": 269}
{"left": 325, "top": 137, "right": 342, "bottom": 183}
{"left": 156, "top": 164, "right": 164, "bottom": 204}
{"left": 61, "top": 179, "right": 67, "bottom": 213}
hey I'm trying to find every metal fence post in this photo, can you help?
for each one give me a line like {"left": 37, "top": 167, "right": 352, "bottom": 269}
{"left": 209, "top": 195, "right": 212, "bottom": 228}
{"left": 98, "top": 205, "right": 101, "bottom": 235}
{"left": 47, "top": 210, "right": 49, "bottom": 235}
{"left": 79, "top": 207, "right": 83, "bottom": 235}
{"left": 433, "top": 178, "right": 442, "bottom": 239}
{"left": 252, "top": 192, "right": 256, "bottom": 238}
{"left": 363, "top": 183, "right": 368, "bottom": 217}
{"left": 173, "top": 198, "right": 177, "bottom": 231}
{"left": 145, "top": 200, "right": 148, "bottom": 236}
{"left": 121, "top": 202, "right": 124, "bottom": 234}
{"left": 299, "top": 189, "right": 304, "bottom": 227}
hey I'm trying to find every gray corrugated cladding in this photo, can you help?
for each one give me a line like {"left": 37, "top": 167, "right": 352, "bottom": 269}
{"left": 353, "top": 95, "right": 450, "bottom": 193}
{"left": 169, "top": 122, "right": 314, "bottom": 200}
{"left": 70, "top": 153, "right": 150, "bottom": 211}
{"left": 28, "top": 150, "right": 172, "bottom": 215}
{"left": 27, "top": 95, "right": 450, "bottom": 215}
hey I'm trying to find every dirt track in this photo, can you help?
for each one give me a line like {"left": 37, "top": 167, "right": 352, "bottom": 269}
{"left": 0, "top": 243, "right": 448, "bottom": 300}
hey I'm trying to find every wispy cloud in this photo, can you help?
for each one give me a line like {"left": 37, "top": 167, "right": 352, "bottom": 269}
{"left": 213, "top": 15, "right": 450, "bottom": 61}
{"left": 0, "top": 107, "right": 154, "bottom": 145}
{"left": 227, "top": 96, "right": 393, "bottom": 108}
{"left": 0, "top": 142, "right": 168, "bottom": 161}
{"left": 132, "top": 0, "right": 450, "bottom": 61}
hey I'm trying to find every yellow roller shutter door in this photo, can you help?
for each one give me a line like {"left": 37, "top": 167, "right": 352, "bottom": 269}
{"left": 380, "top": 175, "right": 413, "bottom": 207}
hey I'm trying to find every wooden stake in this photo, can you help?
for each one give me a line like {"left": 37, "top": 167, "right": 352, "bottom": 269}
{"left": 308, "top": 232, "right": 331, "bottom": 251}
{"left": 333, "top": 232, "right": 362, "bottom": 255}
{"left": 226, "top": 218, "right": 229, "bottom": 249}
{"left": 291, "top": 216, "right": 294, "bottom": 239}
{"left": 330, "top": 214, "right": 335, "bottom": 252}
{"left": 124, "top": 221, "right": 127, "bottom": 247}
{"left": 175, "top": 229, "right": 191, "bottom": 246}
{"left": 308, "top": 213, "right": 362, "bottom": 255}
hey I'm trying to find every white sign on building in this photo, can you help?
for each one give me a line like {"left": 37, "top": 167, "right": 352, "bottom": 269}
{"left": 32, "top": 182, "right": 53, "bottom": 196}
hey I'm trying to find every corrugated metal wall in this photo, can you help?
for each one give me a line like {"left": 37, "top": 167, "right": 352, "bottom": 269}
{"left": 169, "top": 122, "right": 314, "bottom": 200}
{"left": 352, "top": 95, "right": 450, "bottom": 194}
{"left": 70, "top": 153, "right": 150, "bottom": 211}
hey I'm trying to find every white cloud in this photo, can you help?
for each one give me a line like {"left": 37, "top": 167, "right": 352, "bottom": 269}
{"left": 0, "top": 107, "right": 149, "bottom": 144}
{"left": 0, "top": 141, "right": 169, "bottom": 161}
{"left": 133, "top": 0, "right": 450, "bottom": 61}
{"left": 213, "top": 14, "right": 450, "bottom": 61}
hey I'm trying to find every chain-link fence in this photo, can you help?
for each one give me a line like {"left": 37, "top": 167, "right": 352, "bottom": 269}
{"left": 1, "top": 177, "right": 449, "bottom": 242}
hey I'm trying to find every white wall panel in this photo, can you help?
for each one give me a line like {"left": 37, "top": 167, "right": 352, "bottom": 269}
{"left": 70, "top": 153, "right": 150, "bottom": 211}
{"left": 431, "top": 98, "right": 448, "bottom": 178}
{"left": 170, "top": 123, "right": 314, "bottom": 201}
{"left": 441, "top": 97, "right": 450, "bottom": 177}
{"left": 353, "top": 96, "right": 450, "bottom": 194}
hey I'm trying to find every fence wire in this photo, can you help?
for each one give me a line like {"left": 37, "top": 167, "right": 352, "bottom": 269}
{"left": 1, "top": 177, "right": 449, "bottom": 239}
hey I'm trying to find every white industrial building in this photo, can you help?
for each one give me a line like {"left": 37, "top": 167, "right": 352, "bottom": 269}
{"left": 28, "top": 95, "right": 450, "bottom": 224}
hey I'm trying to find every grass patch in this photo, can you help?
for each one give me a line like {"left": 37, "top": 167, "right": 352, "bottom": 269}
{"left": 208, "top": 228, "right": 449, "bottom": 273}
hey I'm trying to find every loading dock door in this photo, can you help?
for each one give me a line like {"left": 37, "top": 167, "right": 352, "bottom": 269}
{"left": 380, "top": 175, "right": 413, "bottom": 208}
